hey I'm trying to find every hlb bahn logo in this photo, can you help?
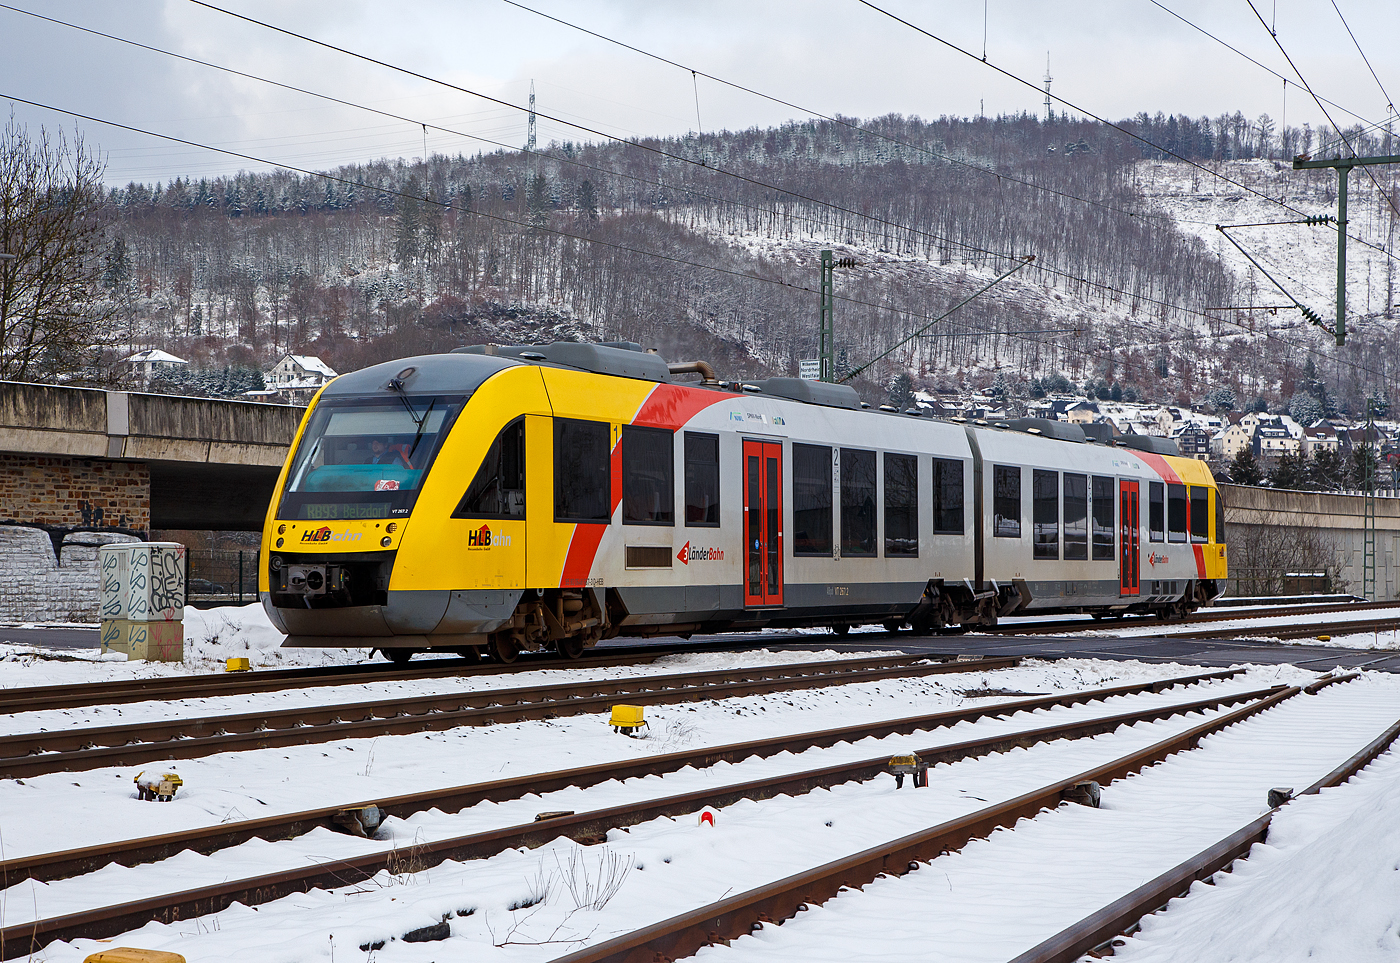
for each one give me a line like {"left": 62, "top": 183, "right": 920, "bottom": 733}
{"left": 467, "top": 524, "right": 512, "bottom": 549}
{"left": 1148, "top": 552, "right": 1169, "bottom": 567}
{"left": 301, "top": 527, "right": 362, "bottom": 543}
{"left": 676, "top": 541, "right": 723, "bottom": 565}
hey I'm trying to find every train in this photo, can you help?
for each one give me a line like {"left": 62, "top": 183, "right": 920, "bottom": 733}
{"left": 259, "top": 341, "right": 1228, "bottom": 663}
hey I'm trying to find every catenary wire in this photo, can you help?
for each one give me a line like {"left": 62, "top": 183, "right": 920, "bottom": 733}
{"left": 173, "top": 0, "right": 1388, "bottom": 378}
{"left": 2, "top": 10, "right": 1381, "bottom": 387}
{"left": 1243, "top": 0, "right": 1400, "bottom": 225}
{"left": 498, "top": 0, "right": 1208, "bottom": 227}
{"left": 852, "top": 0, "right": 1400, "bottom": 269}
{"left": 8, "top": 89, "right": 1217, "bottom": 390}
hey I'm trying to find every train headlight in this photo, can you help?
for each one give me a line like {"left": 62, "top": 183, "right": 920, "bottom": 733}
{"left": 275, "top": 538, "right": 284, "bottom": 548}
{"left": 386, "top": 523, "right": 397, "bottom": 533}
{"left": 277, "top": 524, "right": 286, "bottom": 535}
{"left": 381, "top": 536, "right": 393, "bottom": 547}
{"left": 270, "top": 555, "right": 283, "bottom": 571}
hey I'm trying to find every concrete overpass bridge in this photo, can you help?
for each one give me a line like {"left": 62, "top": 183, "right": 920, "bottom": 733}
{"left": 0, "top": 381, "right": 303, "bottom": 534}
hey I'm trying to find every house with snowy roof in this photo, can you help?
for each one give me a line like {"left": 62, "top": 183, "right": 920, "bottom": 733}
{"left": 267, "top": 354, "right": 338, "bottom": 403}
{"left": 120, "top": 349, "right": 188, "bottom": 387}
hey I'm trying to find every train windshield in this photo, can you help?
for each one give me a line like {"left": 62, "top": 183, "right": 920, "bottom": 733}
{"left": 277, "top": 394, "right": 463, "bottom": 521}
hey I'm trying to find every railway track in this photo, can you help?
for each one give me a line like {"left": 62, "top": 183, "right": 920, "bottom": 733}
{"left": 0, "top": 654, "right": 1012, "bottom": 779}
{"left": 1008, "top": 710, "right": 1400, "bottom": 962}
{"left": 0, "top": 639, "right": 814, "bottom": 713}
{"left": 1, "top": 668, "right": 1241, "bottom": 884}
{"left": 0, "top": 669, "right": 1271, "bottom": 958}
{"left": 541, "top": 670, "right": 1388, "bottom": 963}
{"left": 979, "top": 597, "right": 1400, "bottom": 637}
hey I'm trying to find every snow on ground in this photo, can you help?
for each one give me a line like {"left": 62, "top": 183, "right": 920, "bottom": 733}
{"left": 705, "top": 676, "right": 1400, "bottom": 963}
{"left": 9, "top": 666, "right": 1395, "bottom": 963}
{"left": 0, "top": 656, "right": 1210, "bottom": 860}
{"left": 0, "top": 673, "right": 1269, "bottom": 928}
{"left": 1113, "top": 721, "right": 1400, "bottom": 963}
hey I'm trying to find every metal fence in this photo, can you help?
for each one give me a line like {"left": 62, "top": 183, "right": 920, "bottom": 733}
{"left": 186, "top": 549, "right": 259, "bottom": 605}
{"left": 1218, "top": 570, "right": 1335, "bottom": 599}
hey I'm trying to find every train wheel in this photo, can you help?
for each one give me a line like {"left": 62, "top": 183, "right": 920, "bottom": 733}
{"left": 490, "top": 635, "right": 521, "bottom": 664}
{"left": 832, "top": 624, "right": 850, "bottom": 636}
{"left": 882, "top": 620, "right": 904, "bottom": 634}
{"left": 452, "top": 648, "right": 483, "bottom": 663}
{"left": 383, "top": 649, "right": 414, "bottom": 665}
{"left": 558, "top": 636, "right": 586, "bottom": 660}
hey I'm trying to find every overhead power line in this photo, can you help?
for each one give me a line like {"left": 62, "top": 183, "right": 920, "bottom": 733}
{"left": 852, "top": 0, "right": 1400, "bottom": 270}
{"left": 175, "top": 0, "right": 1389, "bottom": 375}
{"left": 498, "top": 0, "right": 1198, "bottom": 227}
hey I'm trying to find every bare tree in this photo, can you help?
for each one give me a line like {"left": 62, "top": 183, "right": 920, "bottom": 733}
{"left": 0, "top": 115, "right": 117, "bottom": 381}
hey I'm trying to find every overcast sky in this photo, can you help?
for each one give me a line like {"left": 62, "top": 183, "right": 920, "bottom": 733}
{"left": 3, "top": 0, "right": 1398, "bottom": 185}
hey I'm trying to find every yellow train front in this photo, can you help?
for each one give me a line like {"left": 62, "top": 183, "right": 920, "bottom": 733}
{"left": 260, "top": 341, "right": 1227, "bottom": 662}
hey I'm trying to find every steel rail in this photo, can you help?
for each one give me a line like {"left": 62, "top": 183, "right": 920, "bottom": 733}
{"left": 0, "top": 649, "right": 687, "bottom": 713}
{"left": 1007, "top": 673, "right": 1395, "bottom": 963}
{"left": 0, "top": 678, "right": 1276, "bottom": 959}
{"left": 0, "top": 636, "right": 834, "bottom": 713}
{"left": 980, "top": 598, "right": 1399, "bottom": 637}
{"left": 1154, "top": 615, "right": 1400, "bottom": 641}
{"left": 543, "top": 681, "right": 1318, "bottom": 963}
{"left": 0, "top": 669, "right": 1242, "bottom": 885}
{"left": 0, "top": 655, "right": 1018, "bottom": 779}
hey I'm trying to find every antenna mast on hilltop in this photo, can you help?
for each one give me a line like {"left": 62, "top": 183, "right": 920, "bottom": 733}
{"left": 526, "top": 80, "right": 537, "bottom": 153}
{"left": 1043, "top": 53, "right": 1052, "bottom": 122}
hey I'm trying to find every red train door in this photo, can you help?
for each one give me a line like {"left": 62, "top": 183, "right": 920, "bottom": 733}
{"left": 1119, "top": 480, "right": 1140, "bottom": 596}
{"left": 743, "top": 440, "right": 783, "bottom": 607}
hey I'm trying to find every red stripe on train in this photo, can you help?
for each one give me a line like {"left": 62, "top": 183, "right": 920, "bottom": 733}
{"left": 558, "top": 383, "right": 736, "bottom": 587}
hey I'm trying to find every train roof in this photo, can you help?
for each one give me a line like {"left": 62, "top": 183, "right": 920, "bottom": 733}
{"left": 326, "top": 341, "right": 1181, "bottom": 457}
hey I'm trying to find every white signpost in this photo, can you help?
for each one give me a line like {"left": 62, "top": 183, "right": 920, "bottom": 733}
{"left": 798, "top": 359, "right": 820, "bottom": 381}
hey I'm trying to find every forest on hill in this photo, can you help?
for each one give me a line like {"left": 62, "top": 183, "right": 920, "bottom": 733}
{"left": 52, "top": 110, "right": 1400, "bottom": 411}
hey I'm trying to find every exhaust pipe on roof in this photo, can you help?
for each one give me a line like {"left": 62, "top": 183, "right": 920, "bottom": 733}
{"left": 668, "top": 360, "right": 719, "bottom": 385}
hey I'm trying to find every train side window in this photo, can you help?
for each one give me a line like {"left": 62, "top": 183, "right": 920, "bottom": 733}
{"left": 1091, "top": 475, "right": 1115, "bottom": 560}
{"left": 933, "top": 457, "right": 964, "bottom": 535}
{"left": 1033, "top": 469, "right": 1059, "bottom": 559}
{"left": 1189, "top": 486, "right": 1209, "bottom": 543}
{"left": 883, "top": 452, "right": 918, "bottom": 557}
{"left": 453, "top": 418, "right": 525, "bottom": 519}
{"left": 1149, "top": 482, "right": 1165, "bottom": 542}
{"left": 622, "top": 425, "right": 674, "bottom": 526}
{"left": 793, "top": 443, "right": 833, "bottom": 556}
{"left": 555, "top": 418, "right": 612, "bottom": 523}
{"left": 1214, "top": 487, "right": 1225, "bottom": 543}
{"left": 684, "top": 432, "right": 720, "bottom": 527}
{"left": 1063, "top": 473, "right": 1088, "bottom": 560}
{"left": 841, "top": 448, "right": 877, "bottom": 557}
{"left": 1167, "top": 483, "right": 1188, "bottom": 543}
{"left": 993, "top": 465, "right": 1021, "bottom": 538}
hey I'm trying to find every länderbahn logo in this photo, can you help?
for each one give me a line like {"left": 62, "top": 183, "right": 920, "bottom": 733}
{"left": 677, "top": 541, "right": 723, "bottom": 565}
